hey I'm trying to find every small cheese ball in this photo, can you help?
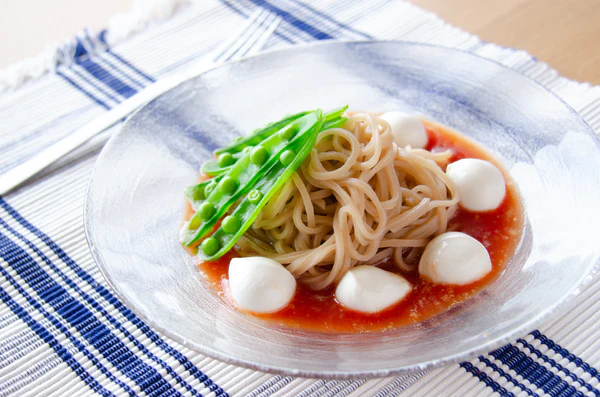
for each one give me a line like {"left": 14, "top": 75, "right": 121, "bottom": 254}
{"left": 335, "top": 266, "right": 412, "bottom": 313}
{"left": 228, "top": 257, "right": 296, "bottom": 313}
{"left": 379, "top": 111, "right": 428, "bottom": 149}
{"left": 419, "top": 232, "right": 491, "bottom": 285}
{"left": 446, "top": 158, "right": 506, "bottom": 212}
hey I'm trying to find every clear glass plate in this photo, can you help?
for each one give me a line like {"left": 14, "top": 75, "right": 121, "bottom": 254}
{"left": 85, "top": 41, "right": 600, "bottom": 378}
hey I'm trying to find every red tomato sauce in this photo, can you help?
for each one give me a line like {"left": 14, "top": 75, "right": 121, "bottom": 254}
{"left": 193, "top": 120, "right": 524, "bottom": 333}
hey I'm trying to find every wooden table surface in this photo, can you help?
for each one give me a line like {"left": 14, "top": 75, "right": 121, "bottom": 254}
{"left": 1, "top": 0, "right": 599, "bottom": 85}
{"left": 410, "top": 0, "right": 600, "bottom": 85}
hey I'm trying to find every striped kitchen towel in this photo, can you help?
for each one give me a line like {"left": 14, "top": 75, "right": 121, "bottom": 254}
{"left": 1, "top": 0, "right": 600, "bottom": 396}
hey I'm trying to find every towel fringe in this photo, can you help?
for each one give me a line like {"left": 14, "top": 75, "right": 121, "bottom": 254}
{"left": 0, "top": 0, "right": 190, "bottom": 93}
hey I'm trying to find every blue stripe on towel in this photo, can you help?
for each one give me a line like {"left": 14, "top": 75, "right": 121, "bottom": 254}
{"left": 247, "top": 0, "right": 334, "bottom": 40}
{"left": 221, "top": 0, "right": 294, "bottom": 44}
{"left": 0, "top": 218, "right": 202, "bottom": 396}
{"left": 56, "top": 70, "right": 111, "bottom": 110}
{"left": 460, "top": 362, "right": 515, "bottom": 397}
{"left": 477, "top": 356, "right": 538, "bottom": 396}
{"left": 463, "top": 332, "right": 599, "bottom": 397}
{"left": 77, "top": 58, "right": 138, "bottom": 99}
{"left": 97, "top": 56, "right": 147, "bottom": 90}
{"left": 226, "top": 0, "right": 376, "bottom": 44}
{"left": 62, "top": 0, "right": 361, "bottom": 107}
{"left": 59, "top": 32, "right": 154, "bottom": 107}
{"left": 0, "top": 197, "right": 228, "bottom": 397}
{"left": 97, "top": 31, "right": 156, "bottom": 83}
{"left": 531, "top": 331, "right": 600, "bottom": 382}
{"left": 69, "top": 67, "right": 122, "bottom": 104}
{"left": 489, "top": 343, "right": 587, "bottom": 397}
{"left": 105, "top": 50, "right": 156, "bottom": 83}
{"left": 286, "top": 0, "right": 374, "bottom": 39}
{"left": 0, "top": 283, "right": 114, "bottom": 396}
{"left": 0, "top": 235, "right": 126, "bottom": 396}
{"left": 516, "top": 338, "right": 599, "bottom": 396}
{"left": 0, "top": 232, "right": 178, "bottom": 396}
{"left": 73, "top": 39, "right": 89, "bottom": 59}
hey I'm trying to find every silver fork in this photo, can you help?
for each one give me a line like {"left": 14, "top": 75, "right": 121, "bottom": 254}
{"left": 0, "top": 9, "right": 282, "bottom": 195}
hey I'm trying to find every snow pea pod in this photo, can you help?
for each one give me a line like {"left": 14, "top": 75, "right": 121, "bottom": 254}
{"left": 322, "top": 116, "right": 347, "bottom": 130}
{"left": 182, "top": 110, "right": 324, "bottom": 246}
{"left": 202, "top": 106, "right": 348, "bottom": 177}
{"left": 201, "top": 151, "right": 246, "bottom": 177}
{"left": 184, "top": 175, "right": 223, "bottom": 210}
{"left": 214, "top": 111, "right": 310, "bottom": 156}
{"left": 198, "top": 118, "right": 323, "bottom": 260}
{"left": 324, "top": 105, "right": 348, "bottom": 123}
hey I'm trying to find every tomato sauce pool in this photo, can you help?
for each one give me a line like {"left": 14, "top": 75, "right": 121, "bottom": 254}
{"left": 195, "top": 120, "right": 524, "bottom": 333}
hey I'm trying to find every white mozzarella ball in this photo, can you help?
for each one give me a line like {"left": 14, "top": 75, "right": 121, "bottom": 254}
{"left": 335, "top": 266, "right": 412, "bottom": 313}
{"left": 446, "top": 158, "right": 506, "bottom": 212}
{"left": 419, "top": 232, "right": 491, "bottom": 285}
{"left": 228, "top": 257, "right": 296, "bottom": 313}
{"left": 379, "top": 111, "right": 428, "bottom": 149}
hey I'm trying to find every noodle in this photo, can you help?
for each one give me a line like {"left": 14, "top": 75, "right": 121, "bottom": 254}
{"left": 236, "top": 113, "right": 459, "bottom": 290}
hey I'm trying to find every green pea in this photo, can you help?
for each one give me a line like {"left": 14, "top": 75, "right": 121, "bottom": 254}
{"left": 219, "top": 177, "right": 238, "bottom": 195}
{"left": 201, "top": 237, "right": 220, "bottom": 256}
{"left": 248, "top": 189, "right": 263, "bottom": 204}
{"left": 279, "top": 124, "right": 298, "bottom": 140}
{"left": 221, "top": 215, "right": 241, "bottom": 234}
{"left": 198, "top": 202, "right": 215, "bottom": 220}
{"left": 218, "top": 153, "right": 235, "bottom": 167}
{"left": 192, "top": 185, "right": 205, "bottom": 201}
{"left": 279, "top": 150, "right": 296, "bottom": 166}
{"left": 204, "top": 180, "right": 217, "bottom": 195}
{"left": 250, "top": 146, "right": 268, "bottom": 165}
{"left": 188, "top": 215, "right": 201, "bottom": 230}
{"left": 242, "top": 146, "right": 252, "bottom": 154}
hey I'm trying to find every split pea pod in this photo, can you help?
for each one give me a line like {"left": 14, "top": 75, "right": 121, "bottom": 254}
{"left": 201, "top": 151, "right": 245, "bottom": 177}
{"left": 203, "top": 106, "right": 348, "bottom": 176}
{"left": 214, "top": 110, "right": 310, "bottom": 156}
{"left": 184, "top": 175, "right": 223, "bottom": 210}
{"left": 198, "top": 118, "right": 323, "bottom": 260}
{"left": 324, "top": 105, "right": 348, "bottom": 125}
{"left": 182, "top": 110, "right": 324, "bottom": 246}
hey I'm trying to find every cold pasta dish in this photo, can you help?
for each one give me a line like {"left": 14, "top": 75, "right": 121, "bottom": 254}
{"left": 181, "top": 106, "right": 523, "bottom": 332}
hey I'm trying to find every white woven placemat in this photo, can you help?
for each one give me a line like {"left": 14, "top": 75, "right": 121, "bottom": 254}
{"left": 1, "top": 1, "right": 599, "bottom": 396}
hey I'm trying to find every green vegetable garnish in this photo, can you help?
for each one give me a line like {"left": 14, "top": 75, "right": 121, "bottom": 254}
{"left": 221, "top": 215, "right": 240, "bottom": 234}
{"left": 198, "top": 202, "right": 215, "bottom": 220}
{"left": 191, "top": 185, "right": 205, "bottom": 201}
{"left": 247, "top": 189, "right": 262, "bottom": 204}
{"left": 201, "top": 237, "right": 220, "bottom": 256}
{"left": 205, "top": 180, "right": 217, "bottom": 195}
{"left": 250, "top": 146, "right": 268, "bottom": 165}
{"left": 279, "top": 124, "right": 298, "bottom": 140}
{"left": 214, "top": 110, "right": 310, "bottom": 155}
{"left": 218, "top": 177, "right": 238, "bottom": 195}
{"left": 188, "top": 215, "right": 202, "bottom": 230}
{"left": 218, "top": 153, "right": 235, "bottom": 167}
{"left": 182, "top": 110, "right": 325, "bottom": 247}
{"left": 197, "top": 116, "right": 324, "bottom": 261}
{"left": 279, "top": 150, "right": 295, "bottom": 166}
{"left": 200, "top": 106, "right": 348, "bottom": 177}
{"left": 322, "top": 117, "right": 347, "bottom": 130}
{"left": 201, "top": 151, "right": 244, "bottom": 177}
{"left": 185, "top": 175, "right": 224, "bottom": 210}
{"left": 183, "top": 106, "right": 348, "bottom": 258}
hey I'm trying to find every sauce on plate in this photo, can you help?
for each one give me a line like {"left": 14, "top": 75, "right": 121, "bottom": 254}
{"left": 194, "top": 120, "right": 524, "bottom": 332}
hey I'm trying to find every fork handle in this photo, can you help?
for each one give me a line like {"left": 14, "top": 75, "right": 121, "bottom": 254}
{"left": 0, "top": 58, "right": 215, "bottom": 196}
